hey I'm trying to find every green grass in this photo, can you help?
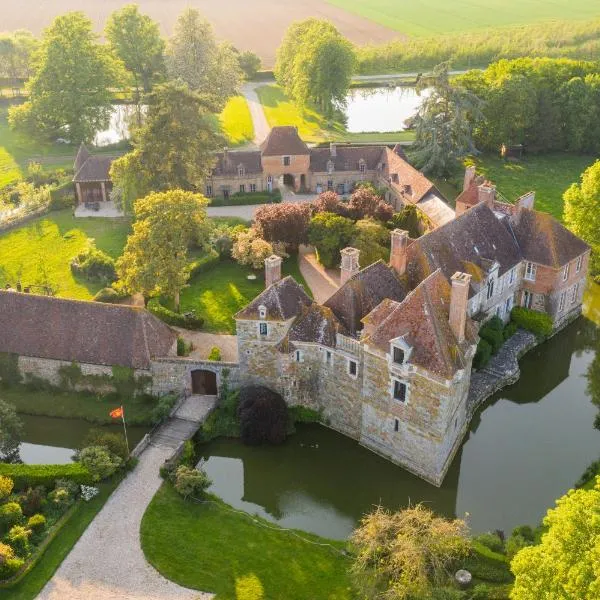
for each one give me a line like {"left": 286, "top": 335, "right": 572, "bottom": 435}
{"left": 180, "top": 255, "right": 311, "bottom": 334}
{"left": 0, "top": 208, "right": 131, "bottom": 299}
{"left": 0, "top": 476, "right": 121, "bottom": 600}
{"left": 465, "top": 153, "right": 597, "bottom": 220}
{"left": 220, "top": 95, "right": 254, "bottom": 146}
{"left": 326, "top": 0, "right": 600, "bottom": 37}
{"left": 141, "top": 484, "right": 354, "bottom": 600}
{"left": 2, "top": 385, "right": 158, "bottom": 425}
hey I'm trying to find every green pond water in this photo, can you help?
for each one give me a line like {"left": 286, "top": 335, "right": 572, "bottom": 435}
{"left": 199, "top": 283, "right": 600, "bottom": 540}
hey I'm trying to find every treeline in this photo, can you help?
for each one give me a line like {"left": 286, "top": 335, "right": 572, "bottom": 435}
{"left": 356, "top": 19, "right": 600, "bottom": 74}
{"left": 455, "top": 58, "right": 600, "bottom": 153}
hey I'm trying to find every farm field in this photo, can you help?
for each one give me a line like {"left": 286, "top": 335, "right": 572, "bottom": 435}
{"left": 326, "top": 0, "right": 600, "bottom": 37}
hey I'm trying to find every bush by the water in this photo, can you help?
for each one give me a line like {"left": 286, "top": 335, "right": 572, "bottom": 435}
{"left": 238, "top": 385, "right": 288, "bottom": 445}
{"left": 150, "top": 393, "right": 178, "bottom": 424}
{"left": 478, "top": 316, "right": 505, "bottom": 354}
{"left": 147, "top": 298, "right": 204, "bottom": 330}
{"left": 473, "top": 338, "right": 492, "bottom": 370}
{"left": 173, "top": 465, "right": 212, "bottom": 499}
{"left": 79, "top": 446, "right": 123, "bottom": 482}
{"left": 511, "top": 307, "right": 553, "bottom": 337}
{"left": 463, "top": 541, "right": 513, "bottom": 584}
{"left": 198, "top": 383, "right": 240, "bottom": 442}
{"left": 82, "top": 429, "right": 129, "bottom": 461}
{"left": 475, "top": 532, "right": 504, "bottom": 553}
{"left": 0, "top": 463, "right": 92, "bottom": 490}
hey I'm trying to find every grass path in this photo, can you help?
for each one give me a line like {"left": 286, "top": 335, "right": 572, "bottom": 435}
{"left": 220, "top": 95, "right": 255, "bottom": 147}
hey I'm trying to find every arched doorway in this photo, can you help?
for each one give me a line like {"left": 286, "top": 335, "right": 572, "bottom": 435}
{"left": 191, "top": 369, "right": 218, "bottom": 395}
{"left": 282, "top": 173, "right": 295, "bottom": 187}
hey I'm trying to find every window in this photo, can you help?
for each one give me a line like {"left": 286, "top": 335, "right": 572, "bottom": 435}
{"left": 486, "top": 279, "right": 494, "bottom": 300}
{"left": 239, "top": 184, "right": 245, "bottom": 193}
{"left": 295, "top": 350, "right": 303, "bottom": 362}
{"left": 558, "top": 291, "right": 566, "bottom": 312}
{"left": 505, "top": 296, "right": 513, "bottom": 315}
{"left": 525, "top": 262, "right": 537, "bottom": 281}
{"left": 327, "top": 160, "right": 334, "bottom": 174}
{"left": 259, "top": 305, "right": 266, "bottom": 319}
{"left": 267, "top": 175, "right": 273, "bottom": 183}
{"left": 571, "top": 283, "right": 579, "bottom": 304}
{"left": 393, "top": 380, "right": 407, "bottom": 402}
{"left": 348, "top": 359, "right": 357, "bottom": 378}
{"left": 393, "top": 346, "right": 405, "bottom": 365}
{"left": 283, "top": 156, "right": 291, "bottom": 166}
{"left": 223, "top": 189, "right": 230, "bottom": 200}
{"left": 394, "top": 418, "right": 399, "bottom": 432}
{"left": 327, "top": 179, "right": 334, "bottom": 191}
{"left": 562, "top": 263, "right": 570, "bottom": 282}
{"left": 205, "top": 185, "right": 213, "bottom": 197}
{"left": 250, "top": 183, "right": 256, "bottom": 193}
{"left": 576, "top": 255, "right": 583, "bottom": 273}
{"left": 523, "top": 290, "right": 533, "bottom": 309}
{"left": 359, "top": 161, "right": 366, "bottom": 173}
{"left": 237, "top": 166, "right": 245, "bottom": 176}
{"left": 325, "top": 350, "right": 332, "bottom": 365}
{"left": 495, "top": 305, "right": 502, "bottom": 318}
{"left": 259, "top": 322, "right": 268, "bottom": 336}
{"left": 509, "top": 268, "right": 515, "bottom": 284}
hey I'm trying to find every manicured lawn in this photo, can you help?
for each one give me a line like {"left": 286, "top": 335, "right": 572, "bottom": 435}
{"left": 2, "top": 385, "right": 158, "bottom": 425}
{"left": 0, "top": 209, "right": 131, "bottom": 299}
{"left": 220, "top": 95, "right": 254, "bottom": 146}
{"left": 326, "top": 0, "right": 599, "bottom": 37}
{"left": 141, "top": 484, "right": 354, "bottom": 600}
{"left": 0, "top": 476, "right": 121, "bottom": 600}
{"left": 180, "top": 255, "right": 311, "bottom": 334}
{"left": 466, "top": 153, "right": 597, "bottom": 220}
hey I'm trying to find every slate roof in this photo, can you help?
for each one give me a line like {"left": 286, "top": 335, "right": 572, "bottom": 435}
{"left": 362, "top": 270, "right": 477, "bottom": 379}
{"left": 212, "top": 150, "right": 262, "bottom": 176}
{"left": 324, "top": 261, "right": 406, "bottom": 336}
{"left": 287, "top": 304, "right": 344, "bottom": 347}
{"left": 235, "top": 276, "right": 312, "bottom": 321}
{"left": 384, "top": 147, "right": 437, "bottom": 205}
{"left": 73, "top": 145, "right": 114, "bottom": 183}
{"left": 309, "top": 146, "right": 385, "bottom": 172}
{"left": 260, "top": 126, "right": 309, "bottom": 156}
{"left": 0, "top": 291, "right": 177, "bottom": 370}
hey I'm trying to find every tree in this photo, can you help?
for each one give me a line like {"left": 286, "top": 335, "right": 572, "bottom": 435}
{"left": 348, "top": 186, "right": 394, "bottom": 222}
{"left": 106, "top": 4, "right": 165, "bottom": 99}
{"left": 254, "top": 203, "right": 311, "bottom": 249}
{"left": 275, "top": 19, "right": 355, "bottom": 116}
{"left": 117, "top": 190, "right": 209, "bottom": 309}
{"left": 110, "top": 82, "right": 222, "bottom": 213}
{"left": 312, "top": 191, "right": 349, "bottom": 217}
{"left": 0, "top": 30, "right": 37, "bottom": 93}
{"left": 237, "top": 385, "right": 288, "bottom": 445}
{"left": 237, "top": 50, "right": 261, "bottom": 80}
{"left": 0, "top": 400, "right": 23, "bottom": 462}
{"left": 564, "top": 160, "right": 600, "bottom": 278}
{"left": 511, "top": 479, "right": 600, "bottom": 599}
{"left": 9, "top": 12, "right": 123, "bottom": 143}
{"left": 231, "top": 228, "right": 275, "bottom": 270}
{"left": 559, "top": 77, "right": 596, "bottom": 153}
{"left": 308, "top": 212, "right": 355, "bottom": 268}
{"left": 351, "top": 219, "right": 389, "bottom": 267}
{"left": 167, "top": 8, "right": 242, "bottom": 111}
{"left": 351, "top": 504, "right": 470, "bottom": 600}
{"left": 411, "top": 62, "right": 483, "bottom": 176}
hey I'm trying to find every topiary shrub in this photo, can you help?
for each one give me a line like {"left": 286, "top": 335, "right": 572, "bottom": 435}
{"left": 147, "top": 298, "right": 204, "bottom": 330}
{"left": 79, "top": 446, "right": 123, "bottom": 482}
{"left": 473, "top": 338, "right": 492, "bottom": 369}
{"left": 4, "top": 525, "right": 32, "bottom": 557}
{"left": 0, "top": 463, "right": 92, "bottom": 490}
{"left": 237, "top": 385, "right": 288, "bottom": 446}
{"left": 0, "top": 541, "right": 24, "bottom": 580}
{"left": 207, "top": 346, "right": 222, "bottom": 361}
{"left": 26, "top": 513, "right": 46, "bottom": 534}
{"left": 82, "top": 429, "right": 129, "bottom": 461}
{"left": 0, "top": 476, "right": 13, "bottom": 501}
{"left": 475, "top": 532, "right": 504, "bottom": 553}
{"left": 0, "top": 503, "right": 22, "bottom": 532}
{"left": 173, "top": 465, "right": 212, "bottom": 499}
{"left": 511, "top": 307, "right": 553, "bottom": 337}
{"left": 70, "top": 243, "right": 116, "bottom": 284}
{"left": 93, "top": 287, "right": 122, "bottom": 303}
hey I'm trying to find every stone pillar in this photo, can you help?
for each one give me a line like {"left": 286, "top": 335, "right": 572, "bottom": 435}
{"left": 477, "top": 183, "right": 496, "bottom": 209}
{"left": 100, "top": 181, "right": 107, "bottom": 202}
{"left": 340, "top": 247, "right": 360, "bottom": 285}
{"left": 265, "top": 255, "right": 283, "bottom": 288}
{"left": 390, "top": 229, "right": 409, "bottom": 276}
{"left": 463, "top": 165, "right": 476, "bottom": 192}
{"left": 75, "top": 182, "right": 82, "bottom": 204}
{"left": 449, "top": 272, "right": 472, "bottom": 343}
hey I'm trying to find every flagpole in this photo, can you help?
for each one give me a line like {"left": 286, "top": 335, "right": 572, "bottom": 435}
{"left": 121, "top": 405, "right": 130, "bottom": 456}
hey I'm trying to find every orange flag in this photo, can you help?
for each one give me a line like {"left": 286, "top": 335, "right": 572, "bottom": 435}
{"left": 109, "top": 406, "right": 123, "bottom": 419}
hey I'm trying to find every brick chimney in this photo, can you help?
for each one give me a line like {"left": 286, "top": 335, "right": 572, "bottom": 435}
{"left": 449, "top": 272, "right": 472, "bottom": 343}
{"left": 513, "top": 191, "right": 535, "bottom": 225}
{"left": 477, "top": 183, "right": 496, "bottom": 209}
{"left": 463, "top": 165, "right": 476, "bottom": 192}
{"left": 330, "top": 142, "right": 337, "bottom": 157}
{"left": 390, "top": 229, "right": 409, "bottom": 276}
{"left": 340, "top": 247, "right": 360, "bottom": 285}
{"left": 264, "top": 255, "right": 282, "bottom": 288}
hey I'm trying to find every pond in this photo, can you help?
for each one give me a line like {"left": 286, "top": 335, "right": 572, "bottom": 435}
{"left": 94, "top": 104, "right": 144, "bottom": 147}
{"left": 17, "top": 414, "right": 149, "bottom": 465}
{"left": 199, "top": 283, "right": 600, "bottom": 540}
{"left": 344, "top": 85, "right": 429, "bottom": 133}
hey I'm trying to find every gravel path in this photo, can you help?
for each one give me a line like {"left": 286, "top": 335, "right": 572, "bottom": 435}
{"left": 299, "top": 245, "right": 340, "bottom": 304}
{"left": 38, "top": 445, "right": 212, "bottom": 600}
{"left": 241, "top": 82, "right": 270, "bottom": 145}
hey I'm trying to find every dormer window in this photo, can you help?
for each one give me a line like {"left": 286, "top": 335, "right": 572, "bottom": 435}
{"left": 359, "top": 160, "right": 366, "bottom": 174}
{"left": 327, "top": 160, "right": 334, "bottom": 174}
{"left": 393, "top": 346, "right": 405, "bottom": 365}
{"left": 237, "top": 165, "right": 245, "bottom": 176}
{"left": 259, "top": 305, "right": 266, "bottom": 319}
{"left": 525, "top": 262, "right": 537, "bottom": 282}
{"left": 486, "top": 279, "right": 494, "bottom": 300}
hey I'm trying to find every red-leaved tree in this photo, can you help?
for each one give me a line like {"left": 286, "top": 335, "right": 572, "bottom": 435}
{"left": 348, "top": 187, "right": 394, "bottom": 222}
{"left": 254, "top": 203, "right": 311, "bottom": 249}
{"left": 312, "top": 191, "right": 350, "bottom": 217}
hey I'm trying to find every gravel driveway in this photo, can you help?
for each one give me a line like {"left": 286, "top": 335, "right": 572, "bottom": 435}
{"left": 38, "top": 445, "right": 211, "bottom": 600}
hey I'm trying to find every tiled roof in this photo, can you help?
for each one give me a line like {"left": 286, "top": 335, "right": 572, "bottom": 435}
{"left": 309, "top": 146, "right": 385, "bottom": 172}
{"left": 235, "top": 276, "right": 312, "bottom": 321}
{"left": 260, "top": 126, "right": 309, "bottom": 156}
{"left": 511, "top": 209, "right": 590, "bottom": 268}
{"left": 73, "top": 154, "right": 114, "bottom": 183}
{"left": 288, "top": 304, "right": 344, "bottom": 347}
{"left": 362, "top": 270, "right": 477, "bottom": 379}
{"left": 212, "top": 150, "right": 262, "bottom": 176}
{"left": 384, "top": 147, "right": 437, "bottom": 204}
{"left": 0, "top": 291, "right": 176, "bottom": 369}
{"left": 74, "top": 143, "right": 91, "bottom": 174}
{"left": 324, "top": 260, "right": 406, "bottom": 335}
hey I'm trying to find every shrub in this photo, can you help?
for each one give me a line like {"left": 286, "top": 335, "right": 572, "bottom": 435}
{"left": 473, "top": 338, "right": 492, "bottom": 369}
{"left": 231, "top": 227, "right": 275, "bottom": 269}
{"left": 0, "top": 542, "right": 24, "bottom": 580}
{"left": 177, "top": 337, "right": 192, "bottom": 357}
{"left": 47, "top": 487, "right": 74, "bottom": 511}
{"left": 151, "top": 393, "right": 178, "bottom": 424}
{"left": 0, "top": 503, "right": 23, "bottom": 532}
{"left": 288, "top": 406, "right": 321, "bottom": 423}
{"left": 82, "top": 429, "right": 129, "bottom": 461}
{"left": 0, "top": 476, "right": 13, "bottom": 501}
{"left": 347, "top": 186, "right": 393, "bottom": 222}
{"left": 503, "top": 320, "right": 518, "bottom": 340}
{"left": 79, "top": 446, "right": 123, "bottom": 482}
{"left": 173, "top": 465, "right": 212, "bottom": 499}
{"left": 238, "top": 385, "right": 288, "bottom": 445}
{"left": 198, "top": 386, "right": 240, "bottom": 442}
{"left": 70, "top": 243, "right": 116, "bottom": 284}
{"left": 511, "top": 307, "right": 553, "bottom": 337}
{"left": 18, "top": 486, "right": 46, "bottom": 517}
{"left": 26, "top": 513, "right": 46, "bottom": 533}
{"left": 511, "top": 524, "right": 535, "bottom": 542}
{"left": 93, "top": 287, "right": 122, "bottom": 303}
{"left": 0, "top": 352, "right": 23, "bottom": 387}
{"left": 147, "top": 298, "right": 204, "bottom": 330}
{"left": 312, "top": 191, "right": 349, "bottom": 217}
{"left": 505, "top": 533, "right": 532, "bottom": 559}
{"left": 188, "top": 250, "right": 220, "bottom": 277}
{"left": 463, "top": 541, "right": 512, "bottom": 584}
{"left": 478, "top": 317, "right": 505, "bottom": 354}
{"left": 308, "top": 212, "right": 355, "bottom": 268}
{"left": 0, "top": 463, "right": 93, "bottom": 490}
{"left": 350, "top": 218, "right": 389, "bottom": 266}
{"left": 4, "top": 525, "right": 31, "bottom": 557}
{"left": 208, "top": 346, "right": 222, "bottom": 361}
{"left": 475, "top": 532, "right": 504, "bottom": 553}
{"left": 387, "top": 204, "right": 432, "bottom": 238}
{"left": 238, "top": 50, "right": 262, "bottom": 79}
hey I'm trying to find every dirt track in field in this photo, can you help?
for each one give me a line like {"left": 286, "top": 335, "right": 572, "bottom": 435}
{"left": 1, "top": 0, "right": 400, "bottom": 67}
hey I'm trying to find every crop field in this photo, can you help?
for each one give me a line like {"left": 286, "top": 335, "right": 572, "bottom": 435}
{"left": 326, "top": 0, "right": 600, "bottom": 37}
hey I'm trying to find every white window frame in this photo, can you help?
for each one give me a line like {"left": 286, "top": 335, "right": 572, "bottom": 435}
{"left": 524, "top": 262, "right": 537, "bottom": 282}
{"left": 391, "top": 378, "right": 408, "bottom": 403}
{"left": 571, "top": 283, "right": 579, "bottom": 304}
{"left": 392, "top": 345, "right": 405, "bottom": 365}
{"left": 327, "top": 160, "right": 334, "bottom": 174}
{"left": 347, "top": 358, "right": 358, "bottom": 379}
{"left": 258, "top": 305, "right": 266, "bottom": 319}
{"left": 486, "top": 278, "right": 495, "bottom": 300}
{"left": 359, "top": 161, "right": 366, "bottom": 174}
{"left": 258, "top": 322, "right": 268, "bottom": 336}
{"left": 558, "top": 291, "right": 566, "bottom": 312}
{"left": 249, "top": 183, "right": 256, "bottom": 193}
{"left": 562, "top": 263, "right": 570, "bottom": 282}
{"left": 576, "top": 255, "right": 583, "bottom": 273}
{"left": 505, "top": 295, "right": 513, "bottom": 315}
{"left": 237, "top": 166, "right": 245, "bottom": 176}
{"left": 509, "top": 267, "right": 515, "bottom": 285}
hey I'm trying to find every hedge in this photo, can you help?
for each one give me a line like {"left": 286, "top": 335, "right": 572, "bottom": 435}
{"left": 188, "top": 251, "right": 220, "bottom": 279}
{"left": 209, "top": 189, "right": 282, "bottom": 207}
{"left": 511, "top": 307, "right": 553, "bottom": 337}
{"left": 0, "top": 463, "right": 93, "bottom": 490}
{"left": 49, "top": 181, "right": 75, "bottom": 211}
{"left": 147, "top": 298, "right": 204, "bottom": 330}
{"left": 463, "top": 541, "right": 513, "bottom": 584}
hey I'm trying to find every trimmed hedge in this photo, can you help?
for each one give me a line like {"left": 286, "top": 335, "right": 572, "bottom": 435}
{"left": 463, "top": 541, "right": 513, "bottom": 584}
{"left": 511, "top": 307, "right": 553, "bottom": 337}
{"left": 188, "top": 251, "right": 220, "bottom": 279}
{"left": 209, "top": 189, "right": 282, "bottom": 207}
{"left": 0, "top": 464, "right": 93, "bottom": 491}
{"left": 147, "top": 298, "right": 204, "bottom": 330}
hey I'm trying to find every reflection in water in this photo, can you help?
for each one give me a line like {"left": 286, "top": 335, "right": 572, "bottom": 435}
{"left": 94, "top": 104, "right": 145, "bottom": 147}
{"left": 201, "top": 289, "right": 600, "bottom": 540}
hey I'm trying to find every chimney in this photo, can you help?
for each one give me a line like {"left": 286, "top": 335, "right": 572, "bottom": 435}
{"left": 449, "top": 272, "right": 471, "bottom": 343}
{"left": 390, "top": 229, "right": 409, "bottom": 276}
{"left": 264, "top": 255, "right": 282, "bottom": 288}
{"left": 477, "top": 183, "right": 496, "bottom": 209}
{"left": 340, "top": 247, "right": 360, "bottom": 285}
{"left": 513, "top": 191, "right": 535, "bottom": 225}
{"left": 463, "top": 165, "right": 476, "bottom": 192}
{"left": 330, "top": 143, "right": 337, "bottom": 157}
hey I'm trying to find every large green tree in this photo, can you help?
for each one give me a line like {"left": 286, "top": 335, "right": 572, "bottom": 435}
{"left": 510, "top": 478, "right": 600, "bottom": 599}
{"left": 110, "top": 82, "right": 222, "bottom": 213}
{"left": 105, "top": 4, "right": 165, "bottom": 98}
{"left": 308, "top": 212, "right": 355, "bottom": 268}
{"left": 167, "top": 8, "right": 241, "bottom": 112}
{"left": 275, "top": 19, "right": 355, "bottom": 116}
{"left": 0, "top": 30, "right": 37, "bottom": 92}
{"left": 8, "top": 12, "right": 124, "bottom": 143}
{"left": 117, "top": 190, "right": 209, "bottom": 309}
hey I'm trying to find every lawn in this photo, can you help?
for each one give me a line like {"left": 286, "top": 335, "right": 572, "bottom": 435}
{"left": 0, "top": 208, "right": 131, "bottom": 299}
{"left": 179, "top": 255, "right": 311, "bottom": 334}
{"left": 326, "top": 0, "right": 600, "bottom": 37}
{"left": 466, "top": 153, "right": 597, "bottom": 221}
{"left": 141, "top": 484, "right": 354, "bottom": 600}
{"left": 220, "top": 95, "right": 254, "bottom": 146}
